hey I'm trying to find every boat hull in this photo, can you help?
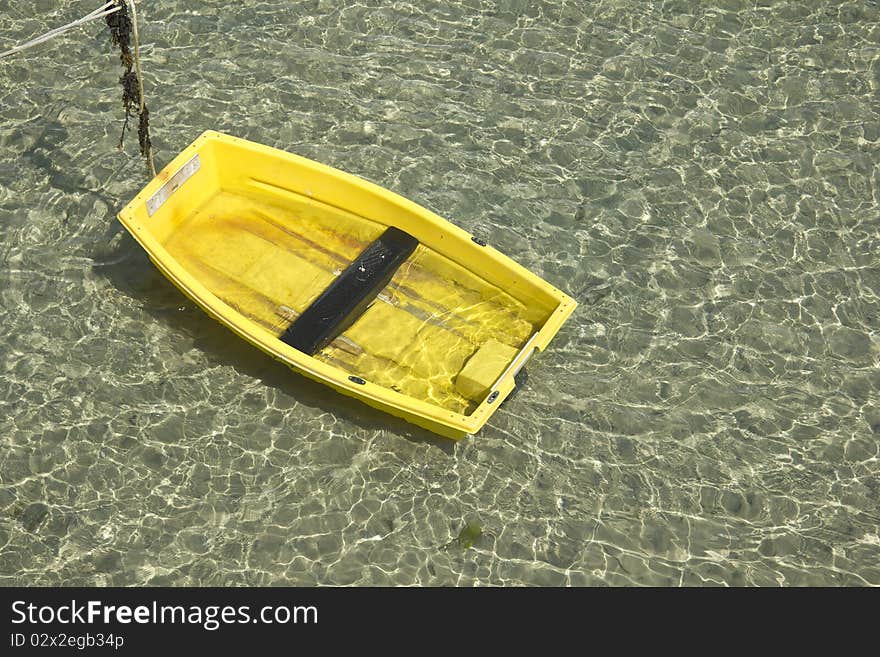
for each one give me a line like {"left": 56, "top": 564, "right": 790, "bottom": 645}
{"left": 118, "top": 131, "right": 575, "bottom": 438}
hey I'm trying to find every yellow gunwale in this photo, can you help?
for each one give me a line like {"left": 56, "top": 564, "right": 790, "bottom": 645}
{"left": 117, "top": 130, "right": 576, "bottom": 439}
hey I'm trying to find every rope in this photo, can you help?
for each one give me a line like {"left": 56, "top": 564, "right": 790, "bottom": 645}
{"left": 2, "top": 1, "right": 157, "bottom": 181}
{"left": 127, "top": 0, "right": 155, "bottom": 177}
{"left": 0, "top": 2, "right": 121, "bottom": 59}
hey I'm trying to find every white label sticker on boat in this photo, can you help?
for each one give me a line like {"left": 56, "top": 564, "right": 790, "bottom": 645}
{"left": 146, "top": 154, "right": 201, "bottom": 216}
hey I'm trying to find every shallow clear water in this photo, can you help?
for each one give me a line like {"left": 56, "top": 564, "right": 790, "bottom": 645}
{"left": 1, "top": 0, "right": 878, "bottom": 586}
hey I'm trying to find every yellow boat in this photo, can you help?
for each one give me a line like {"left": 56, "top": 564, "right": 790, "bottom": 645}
{"left": 117, "top": 131, "right": 576, "bottom": 439}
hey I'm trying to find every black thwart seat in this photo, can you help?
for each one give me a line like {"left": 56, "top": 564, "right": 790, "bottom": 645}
{"left": 280, "top": 226, "right": 419, "bottom": 355}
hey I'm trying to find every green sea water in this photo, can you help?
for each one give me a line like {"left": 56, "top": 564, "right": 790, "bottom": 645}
{"left": 1, "top": 0, "right": 878, "bottom": 586}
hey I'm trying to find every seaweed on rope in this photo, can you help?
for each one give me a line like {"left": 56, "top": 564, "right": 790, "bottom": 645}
{"left": 105, "top": 0, "right": 155, "bottom": 177}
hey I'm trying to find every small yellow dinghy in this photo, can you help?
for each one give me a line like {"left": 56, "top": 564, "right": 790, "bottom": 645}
{"left": 118, "top": 131, "right": 575, "bottom": 438}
